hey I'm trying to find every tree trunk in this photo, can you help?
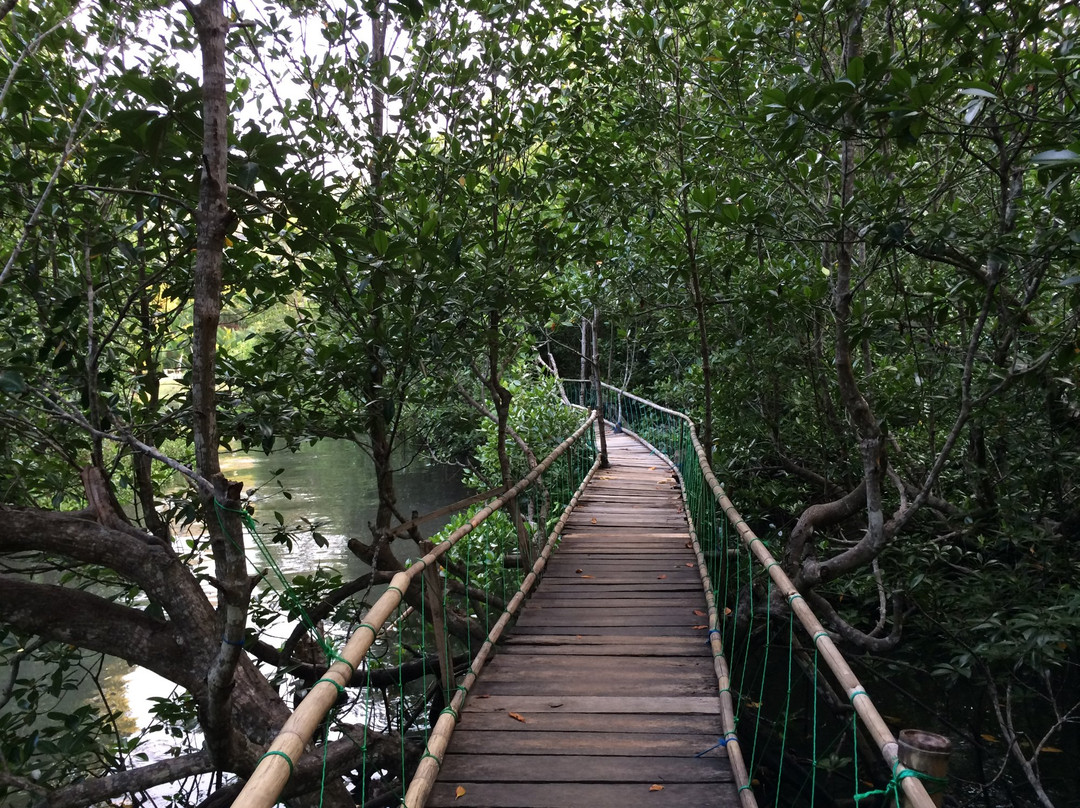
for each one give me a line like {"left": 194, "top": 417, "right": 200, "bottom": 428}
{"left": 189, "top": 0, "right": 248, "bottom": 770}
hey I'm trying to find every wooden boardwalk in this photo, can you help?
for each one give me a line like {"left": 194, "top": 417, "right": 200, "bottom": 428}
{"left": 427, "top": 431, "right": 739, "bottom": 808}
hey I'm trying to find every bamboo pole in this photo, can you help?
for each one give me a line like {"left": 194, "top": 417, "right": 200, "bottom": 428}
{"left": 233, "top": 413, "right": 598, "bottom": 808}
{"left": 602, "top": 384, "right": 937, "bottom": 808}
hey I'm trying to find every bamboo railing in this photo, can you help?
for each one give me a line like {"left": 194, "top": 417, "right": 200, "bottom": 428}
{"left": 233, "top": 412, "right": 598, "bottom": 808}
{"left": 567, "top": 381, "right": 938, "bottom": 808}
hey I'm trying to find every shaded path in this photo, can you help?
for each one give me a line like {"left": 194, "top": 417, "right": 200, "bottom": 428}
{"left": 427, "top": 431, "right": 738, "bottom": 807}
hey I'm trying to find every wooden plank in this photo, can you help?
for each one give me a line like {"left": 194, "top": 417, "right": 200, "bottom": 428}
{"left": 448, "top": 730, "right": 724, "bottom": 757}
{"left": 481, "top": 654, "right": 713, "bottom": 676}
{"left": 438, "top": 754, "right": 732, "bottom": 784}
{"left": 514, "top": 611, "right": 709, "bottom": 628}
{"left": 427, "top": 782, "right": 739, "bottom": 808}
{"left": 460, "top": 695, "right": 722, "bottom": 715}
{"left": 474, "top": 677, "right": 714, "bottom": 698}
{"left": 454, "top": 710, "right": 722, "bottom": 734}
{"left": 498, "top": 635, "right": 708, "bottom": 648}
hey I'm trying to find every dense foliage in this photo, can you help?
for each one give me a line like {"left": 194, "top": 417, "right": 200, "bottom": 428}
{"left": 0, "top": 0, "right": 1077, "bottom": 805}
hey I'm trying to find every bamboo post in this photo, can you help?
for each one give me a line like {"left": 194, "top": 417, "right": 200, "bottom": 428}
{"left": 898, "top": 729, "right": 951, "bottom": 808}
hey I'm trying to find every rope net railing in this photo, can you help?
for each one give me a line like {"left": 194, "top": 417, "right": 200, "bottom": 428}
{"left": 566, "top": 381, "right": 940, "bottom": 808}
{"left": 233, "top": 412, "right": 599, "bottom": 808}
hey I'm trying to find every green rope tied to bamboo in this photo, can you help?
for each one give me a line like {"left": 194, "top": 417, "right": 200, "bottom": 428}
{"left": 313, "top": 677, "right": 345, "bottom": 695}
{"left": 420, "top": 751, "right": 442, "bottom": 769}
{"left": 259, "top": 750, "right": 294, "bottom": 779}
{"left": 850, "top": 711, "right": 949, "bottom": 804}
{"left": 853, "top": 757, "right": 949, "bottom": 803}
{"left": 440, "top": 705, "right": 459, "bottom": 721}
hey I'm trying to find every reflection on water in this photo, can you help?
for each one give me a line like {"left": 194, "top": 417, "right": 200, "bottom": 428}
{"left": 220, "top": 440, "right": 467, "bottom": 577}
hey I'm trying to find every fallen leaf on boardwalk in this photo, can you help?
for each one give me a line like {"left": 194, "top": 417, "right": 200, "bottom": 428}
{"left": 590, "top": 518, "right": 598, "bottom": 524}
{"left": 655, "top": 479, "right": 668, "bottom": 484}
{"left": 508, "top": 711, "right": 527, "bottom": 723}
{"left": 576, "top": 634, "right": 583, "bottom": 638}
{"left": 649, "top": 784, "right": 664, "bottom": 792}
{"left": 575, "top": 568, "right": 584, "bottom": 573}
{"left": 684, "top": 542, "right": 692, "bottom": 549}
{"left": 477, "top": 694, "right": 491, "bottom": 699}
{"left": 685, "top": 562, "right": 694, "bottom": 567}
{"left": 649, "top": 466, "right": 657, "bottom": 470}
{"left": 657, "top": 574, "right": 667, "bottom": 579}
{"left": 693, "top": 609, "right": 705, "bottom": 616}
{"left": 581, "top": 574, "right": 596, "bottom": 579}
{"left": 692, "top": 625, "right": 708, "bottom": 630}
{"left": 455, "top": 786, "right": 467, "bottom": 799}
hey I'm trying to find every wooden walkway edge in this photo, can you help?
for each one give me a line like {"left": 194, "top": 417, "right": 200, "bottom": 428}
{"left": 426, "top": 431, "right": 739, "bottom": 808}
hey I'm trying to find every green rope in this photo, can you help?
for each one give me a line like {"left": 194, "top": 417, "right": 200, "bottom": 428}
{"left": 214, "top": 500, "right": 346, "bottom": 668}
{"left": 852, "top": 734, "right": 949, "bottom": 804}
{"left": 260, "top": 750, "right": 294, "bottom": 779}
{"left": 811, "top": 646, "right": 819, "bottom": 807}
{"left": 420, "top": 751, "right": 442, "bottom": 769}
{"left": 775, "top": 611, "right": 795, "bottom": 798}
{"left": 313, "top": 677, "right": 344, "bottom": 695}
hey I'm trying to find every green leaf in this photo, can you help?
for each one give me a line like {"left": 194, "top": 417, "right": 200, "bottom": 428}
{"left": 0, "top": 370, "right": 27, "bottom": 394}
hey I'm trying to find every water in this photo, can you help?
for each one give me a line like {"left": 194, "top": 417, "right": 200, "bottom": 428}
{"left": 219, "top": 440, "right": 468, "bottom": 575}
{"left": 1, "top": 440, "right": 467, "bottom": 802}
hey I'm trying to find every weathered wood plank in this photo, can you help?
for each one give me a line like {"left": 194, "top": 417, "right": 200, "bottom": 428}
{"left": 447, "top": 730, "right": 724, "bottom": 756}
{"left": 427, "top": 782, "right": 739, "bottom": 808}
{"left": 438, "top": 754, "right": 732, "bottom": 784}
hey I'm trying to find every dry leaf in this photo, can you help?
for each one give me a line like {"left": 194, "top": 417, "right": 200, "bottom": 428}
{"left": 477, "top": 694, "right": 491, "bottom": 699}
{"left": 581, "top": 574, "right": 596, "bottom": 579}
{"left": 657, "top": 574, "right": 667, "bottom": 579}
{"left": 508, "top": 711, "right": 527, "bottom": 723}
{"left": 649, "top": 466, "right": 657, "bottom": 470}
{"left": 684, "top": 542, "right": 692, "bottom": 549}
{"left": 1042, "top": 746, "right": 1064, "bottom": 753}
{"left": 575, "top": 568, "right": 584, "bottom": 573}
{"left": 649, "top": 784, "right": 664, "bottom": 792}
{"left": 455, "top": 786, "right": 467, "bottom": 800}
{"left": 685, "top": 562, "right": 694, "bottom": 567}
{"left": 981, "top": 734, "right": 998, "bottom": 743}
{"left": 590, "top": 518, "right": 598, "bottom": 524}
{"left": 692, "top": 625, "right": 707, "bottom": 630}
{"left": 693, "top": 609, "right": 705, "bottom": 616}
{"left": 724, "top": 606, "right": 733, "bottom": 615}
